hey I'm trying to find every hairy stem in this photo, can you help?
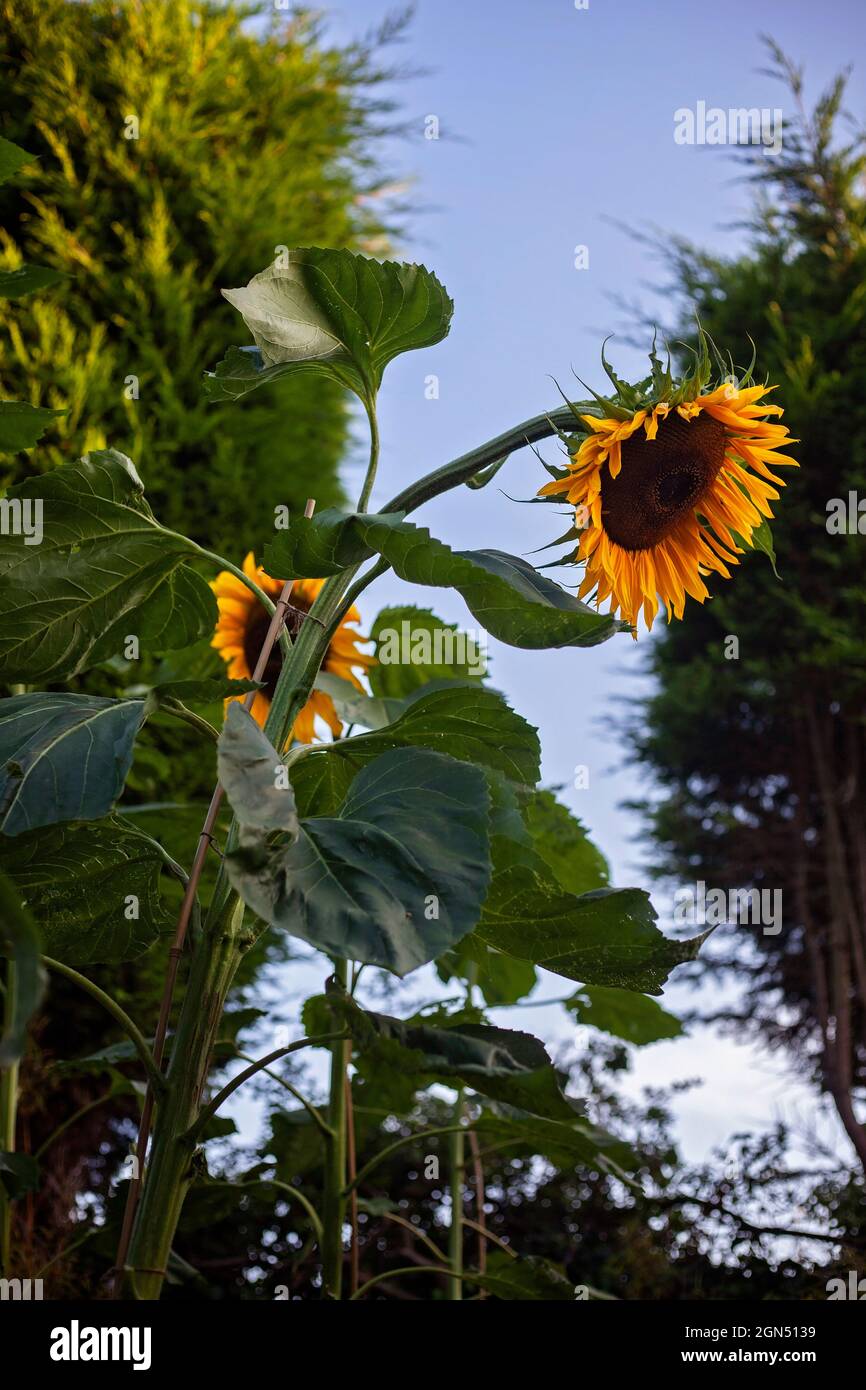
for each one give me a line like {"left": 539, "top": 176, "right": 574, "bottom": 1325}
{"left": 0, "top": 961, "right": 17, "bottom": 1275}
{"left": 448, "top": 1090, "right": 465, "bottom": 1301}
{"left": 321, "top": 959, "right": 349, "bottom": 1298}
{"left": 124, "top": 893, "right": 248, "bottom": 1300}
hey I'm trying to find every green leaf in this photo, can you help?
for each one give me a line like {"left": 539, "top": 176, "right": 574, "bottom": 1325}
{"left": 265, "top": 511, "right": 625, "bottom": 649}
{"left": 0, "top": 265, "right": 65, "bottom": 298}
{"left": 564, "top": 984, "right": 683, "bottom": 1045}
{"left": 0, "top": 819, "right": 171, "bottom": 965}
{"left": 219, "top": 712, "right": 491, "bottom": 975}
{"left": 0, "top": 450, "right": 216, "bottom": 682}
{"left": 147, "top": 677, "right": 261, "bottom": 706}
{"left": 263, "top": 1108, "right": 327, "bottom": 1182}
{"left": 211, "top": 248, "right": 453, "bottom": 402}
{"left": 0, "top": 399, "right": 63, "bottom": 452}
{"left": 436, "top": 937, "right": 537, "bottom": 1007}
{"left": 0, "top": 1150, "right": 39, "bottom": 1199}
{"left": 0, "top": 868, "right": 46, "bottom": 1067}
{"left": 523, "top": 789, "right": 610, "bottom": 894}
{"left": 477, "top": 832, "right": 708, "bottom": 994}
{"left": 0, "top": 136, "right": 33, "bottom": 185}
{"left": 0, "top": 693, "right": 147, "bottom": 836}
{"left": 475, "top": 1108, "right": 637, "bottom": 1171}
{"left": 312, "top": 672, "right": 405, "bottom": 731}
{"left": 469, "top": 1251, "right": 594, "bottom": 1301}
{"left": 319, "top": 994, "right": 581, "bottom": 1121}
{"left": 369, "top": 606, "right": 487, "bottom": 697}
{"left": 289, "top": 682, "right": 539, "bottom": 818}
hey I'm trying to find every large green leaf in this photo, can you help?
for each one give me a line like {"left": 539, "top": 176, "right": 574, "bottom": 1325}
{"left": 523, "top": 789, "right": 610, "bottom": 894}
{"left": 0, "top": 400, "right": 63, "bottom": 453}
{"left": 369, "top": 606, "right": 487, "bottom": 698}
{"left": 0, "top": 868, "right": 45, "bottom": 1067}
{"left": 474, "top": 1108, "right": 637, "bottom": 1172}
{"left": 209, "top": 248, "right": 453, "bottom": 402}
{"left": 0, "top": 819, "right": 171, "bottom": 965}
{"left": 0, "top": 265, "right": 65, "bottom": 298}
{"left": 312, "top": 994, "right": 581, "bottom": 1122}
{"left": 476, "top": 829, "right": 707, "bottom": 994}
{"left": 219, "top": 709, "right": 491, "bottom": 975}
{"left": 0, "top": 450, "right": 216, "bottom": 682}
{"left": 565, "top": 984, "right": 683, "bottom": 1045}
{"left": 289, "top": 682, "right": 539, "bottom": 818}
{"left": 266, "top": 510, "right": 624, "bottom": 649}
{"left": 0, "top": 693, "right": 147, "bottom": 836}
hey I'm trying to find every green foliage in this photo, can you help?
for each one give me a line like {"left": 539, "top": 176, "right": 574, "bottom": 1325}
{"left": 0, "top": 693, "right": 148, "bottom": 834}
{"left": 0, "top": 819, "right": 171, "bottom": 965}
{"left": 211, "top": 249, "right": 453, "bottom": 405}
{"left": 220, "top": 708, "right": 492, "bottom": 975}
{"left": 0, "top": 0, "right": 397, "bottom": 549}
{"left": 0, "top": 451, "right": 215, "bottom": 682}
{"left": 369, "top": 605, "right": 487, "bottom": 696}
{"left": 0, "top": 866, "right": 44, "bottom": 1065}
{"left": 266, "top": 509, "right": 626, "bottom": 648}
{"left": 0, "top": 399, "right": 61, "bottom": 450}
{"left": 565, "top": 985, "right": 683, "bottom": 1045}
{"left": 288, "top": 682, "right": 540, "bottom": 817}
{"left": 308, "top": 992, "right": 582, "bottom": 1122}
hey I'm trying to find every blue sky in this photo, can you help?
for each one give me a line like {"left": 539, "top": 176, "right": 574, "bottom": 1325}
{"left": 239, "top": 1, "right": 865, "bottom": 1164}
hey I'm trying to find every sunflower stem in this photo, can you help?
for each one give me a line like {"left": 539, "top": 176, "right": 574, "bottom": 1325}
{"left": 0, "top": 961, "right": 18, "bottom": 1277}
{"left": 322, "top": 958, "right": 349, "bottom": 1298}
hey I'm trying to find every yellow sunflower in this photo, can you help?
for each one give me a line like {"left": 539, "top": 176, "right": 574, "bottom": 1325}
{"left": 537, "top": 337, "right": 798, "bottom": 633}
{"left": 211, "top": 553, "right": 374, "bottom": 743}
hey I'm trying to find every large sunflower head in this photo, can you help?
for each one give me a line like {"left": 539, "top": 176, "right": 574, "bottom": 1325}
{"left": 537, "top": 332, "right": 798, "bottom": 633}
{"left": 211, "top": 553, "right": 374, "bottom": 743}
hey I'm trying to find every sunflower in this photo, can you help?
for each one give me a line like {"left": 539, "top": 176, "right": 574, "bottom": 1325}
{"left": 211, "top": 553, "right": 373, "bottom": 743}
{"left": 537, "top": 335, "right": 798, "bottom": 633}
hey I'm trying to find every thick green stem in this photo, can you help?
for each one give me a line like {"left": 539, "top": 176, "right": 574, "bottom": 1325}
{"left": 448, "top": 1089, "right": 465, "bottom": 1301}
{"left": 125, "top": 894, "right": 248, "bottom": 1299}
{"left": 0, "top": 961, "right": 18, "bottom": 1275}
{"left": 321, "top": 958, "right": 349, "bottom": 1298}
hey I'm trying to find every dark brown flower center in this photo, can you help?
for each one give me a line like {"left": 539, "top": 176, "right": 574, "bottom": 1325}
{"left": 242, "top": 591, "right": 311, "bottom": 699}
{"left": 600, "top": 411, "right": 727, "bottom": 551}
